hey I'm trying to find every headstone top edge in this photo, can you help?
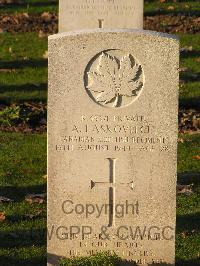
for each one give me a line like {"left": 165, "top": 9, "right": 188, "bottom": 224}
{"left": 48, "top": 29, "right": 179, "bottom": 42}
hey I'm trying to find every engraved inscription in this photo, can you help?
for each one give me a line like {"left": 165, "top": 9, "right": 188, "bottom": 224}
{"left": 55, "top": 114, "right": 169, "bottom": 153}
{"left": 65, "top": 0, "right": 137, "bottom": 17}
{"left": 84, "top": 50, "right": 144, "bottom": 108}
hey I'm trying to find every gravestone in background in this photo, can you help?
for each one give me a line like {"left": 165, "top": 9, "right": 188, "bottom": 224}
{"left": 59, "top": 0, "right": 144, "bottom": 32}
{"left": 48, "top": 29, "right": 179, "bottom": 266}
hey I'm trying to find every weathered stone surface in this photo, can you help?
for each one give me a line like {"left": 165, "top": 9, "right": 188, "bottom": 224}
{"left": 59, "top": 0, "right": 143, "bottom": 32}
{"left": 48, "top": 29, "right": 179, "bottom": 266}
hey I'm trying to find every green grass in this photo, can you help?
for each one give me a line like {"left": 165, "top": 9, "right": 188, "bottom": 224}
{"left": 180, "top": 33, "right": 200, "bottom": 108}
{"left": 179, "top": 34, "right": 200, "bottom": 108}
{"left": 176, "top": 134, "right": 200, "bottom": 265}
{"left": 178, "top": 134, "right": 200, "bottom": 173}
{"left": 0, "top": 33, "right": 47, "bottom": 104}
{"left": 0, "top": 133, "right": 46, "bottom": 186}
{"left": 0, "top": 247, "right": 46, "bottom": 266}
{"left": 0, "top": 132, "right": 47, "bottom": 266}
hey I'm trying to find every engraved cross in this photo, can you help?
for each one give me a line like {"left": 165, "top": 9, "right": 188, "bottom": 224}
{"left": 91, "top": 158, "right": 134, "bottom": 227}
{"left": 98, "top": 19, "right": 104, "bottom": 29}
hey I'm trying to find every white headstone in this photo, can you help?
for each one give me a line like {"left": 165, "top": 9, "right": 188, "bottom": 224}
{"left": 59, "top": 0, "right": 144, "bottom": 32}
{"left": 48, "top": 29, "right": 179, "bottom": 266}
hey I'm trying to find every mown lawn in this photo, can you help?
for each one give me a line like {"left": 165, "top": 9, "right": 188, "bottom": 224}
{"left": 176, "top": 134, "right": 200, "bottom": 265}
{"left": 0, "top": 33, "right": 47, "bottom": 104}
{"left": 0, "top": 133, "right": 47, "bottom": 265}
{"left": 0, "top": 0, "right": 199, "bottom": 265}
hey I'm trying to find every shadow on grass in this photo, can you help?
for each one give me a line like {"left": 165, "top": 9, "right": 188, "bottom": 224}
{"left": 0, "top": 255, "right": 46, "bottom": 266}
{"left": 178, "top": 172, "right": 200, "bottom": 186}
{"left": 0, "top": 83, "right": 47, "bottom": 93}
{"left": 177, "top": 213, "right": 200, "bottom": 233}
{"left": 0, "top": 184, "right": 46, "bottom": 201}
{"left": 176, "top": 259, "right": 200, "bottom": 266}
{"left": 177, "top": 172, "right": 200, "bottom": 233}
{"left": 0, "top": 228, "right": 46, "bottom": 248}
{"left": 180, "top": 50, "right": 200, "bottom": 59}
{"left": 0, "top": 59, "right": 47, "bottom": 69}
{"left": 179, "top": 97, "right": 200, "bottom": 109}
{"left": 7, "top": 211, "right": 46, "bottom": 223}
{"left": 48, "top": 253, "right": 62, "bottom": 266}
{"left": 0, "top": 0, "right": 57, "bottom": 9}
{"left": 0, "top": 83, "right": 47, "bottom": 104}
{"left": 145, "top": 9, "right": 200, "bottom": 17}
{"left": 180, "top": 72, "right": 200, "bottom": 83}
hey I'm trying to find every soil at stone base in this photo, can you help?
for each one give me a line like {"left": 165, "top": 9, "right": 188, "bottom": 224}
{"left": 0, "top": 13, "right": 199, "bottom": 34}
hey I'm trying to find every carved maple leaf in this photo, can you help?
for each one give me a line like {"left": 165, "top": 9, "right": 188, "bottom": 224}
{"left": 87, "top": 52, "right": 142, "bottom": 107}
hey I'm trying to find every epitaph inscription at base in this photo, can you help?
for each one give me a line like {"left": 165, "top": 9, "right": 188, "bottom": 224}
{"left": 48, "top": 29, "right": 179, "bottom": 266}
